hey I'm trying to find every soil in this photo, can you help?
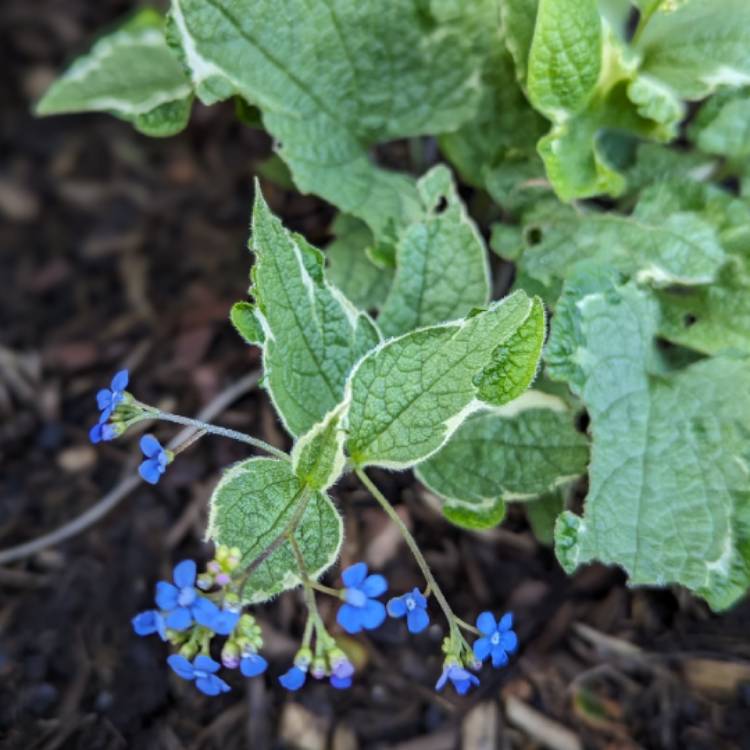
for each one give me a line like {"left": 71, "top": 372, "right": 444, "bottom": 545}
{"left": 2, "top": 2, "right": 750, "bottom": 749}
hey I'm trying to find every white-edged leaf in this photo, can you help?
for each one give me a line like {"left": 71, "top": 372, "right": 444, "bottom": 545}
{"left": 167, "top": 0, "right": 487, "bottom": 236}
{"left": 242, "top": 187, "right": 380, "bottom": 437}
{"left": 344, "top": 290, "right": 544, "bottom": 469}
{"left": 377, "top": 166, "right": 491, "bottom": 337}
{"left": 547, "top": 265, "right": 750, "bottom": 611}
{"left": 207, "top": 458, "right": 343, "bottom": 604}
{"left": 416, "top": 392, "right": 589, "bottom": 530}
{"left": 37, "top": 8, "right": 192, "bottom": 137}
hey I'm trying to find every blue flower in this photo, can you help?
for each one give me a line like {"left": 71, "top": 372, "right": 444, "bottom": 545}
{"left": 139, "top": 434, "right": 170, "bottom": 485}
{"left": 167, "top": 654, "right": 230, "bottom": 696}
{"left": 435, "top": 664, "right": 480, "bottom": 695}
{"left": 329, "top": 656, "right": 354, "bottom": 690}
{"left": 209, "top": 608, "right": 241, "bottom": 636}
{"left": 155, "top": 559, "right": 217, "bottom": 631}
{"left": 89, "top": 421, "right": 119, "bottom": 444}
{"left": 279, "top": 665, "right": 307, "bottom": 691}
{"left": 336, "top": 562, "right": 387, "bottom": 634}
{"left": 473, "top": 612, "right": 518, "bottom": 668}
{"left": 240, "top": 652, "right": 268, "bottom": 678}
{"left": 387, "top": 588, "right": 429, "bottom": 633}
{"left": 95, "top": 369, "right": 129, "bottom": 422}
{"left": 132, "top": 610, "right": 167, "bottom": 641}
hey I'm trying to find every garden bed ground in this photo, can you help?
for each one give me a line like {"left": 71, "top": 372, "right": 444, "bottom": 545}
{"left": 2, "top": 2, "right": 750, "bottom": 748}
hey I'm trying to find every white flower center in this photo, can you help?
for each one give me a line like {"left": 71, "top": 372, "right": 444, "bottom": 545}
{"left": 490, "top": 632, "right": 501, "bottom": 646}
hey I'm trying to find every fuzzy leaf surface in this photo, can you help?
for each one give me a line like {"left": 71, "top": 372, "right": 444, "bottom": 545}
{"left": 243, "top": 189, "right": 380, "bottom": 437}
{"left": 416, "top": 395, "right": 588, "bottom": 530}
{"left": 207, "top": 458, "right": 342, "bottom": 604}
{"left": 168, "top": 0, "right": 486, "bottom": 236}
{"left": 344, "top": 291, "right": 541, "bottom": 469}
{"left": 377, "top": 166, "right": 490, "bottom": 337}
{"left": 547, "top": 266, "right": 750, "bottom": 611}
{"left": 37, "top": 9, "right": 192, "bottom": 137}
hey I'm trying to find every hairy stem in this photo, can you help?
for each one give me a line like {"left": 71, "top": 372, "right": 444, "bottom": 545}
{"left": 355, "top": 468, "right": 458, "bottom": 635}
{"left": 152, "top": 409, "right": 289, "bottom": 461}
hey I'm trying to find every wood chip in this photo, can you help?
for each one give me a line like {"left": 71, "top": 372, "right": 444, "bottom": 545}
{"left": 462, "top": 701, "right": 499, "bottom": 750}
{"left": 505, "top": 695, "right": 582, "bottom": 750}
{"left": 278, "top": 702, "right": 329, "bottom": 750}
{"left": 681, "top": 658, "right": 750, "bottom": 697}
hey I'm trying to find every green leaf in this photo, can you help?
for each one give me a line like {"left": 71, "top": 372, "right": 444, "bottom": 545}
{"left": 344, "top": 290, "right": 541, "bottom": 469}
{"left": 244, "top": 188, "right": 380, "bottom": 437}
{"left": 689, "top": 87, "right": 750, "bottom": 159}
{"left": 37, "top": 8, "right": 192, "bottom": 137}
{"left": 207, "top": 458, "right": 343, "bottom": 604}
{"left": 527, "top": 0, "right": 602, "bottom": 118}
{"left": 415, "top": 392, "right": 589, "bottom": 530}
{"left": 519, "top": 203, "right": 726, "bottom": 296}
{"left": 325, "top": 215, "right": 392, "bottom": 312}
{"left": 292, "top": 404, "right": 347, "bottom": 491}
{"left": 377, "top": 166, "right": 491, "bottom": 337}
{"left": 501, "top": 0, "right": 539, "bottom": 86}
{"left": 230, "top": 301, "right": 265, "bottom": 346}
{"left": 168, "top": 0, "right": 487, "bottom": 236}
{"left": 472, "top": 297, "right": 546, "bottom": 405}
{"left": 547, "top": 266, "right": 750, "bottom": 611}
{"left": 657, "top": 255, "right": 750, "bottom": 355}
{"left": 637, "top": 0, "right": 750, "bottom": 100}
{"left": 439, "top": 45, "right": 547, "bottom": 191}
{"left": 526, "top": 490, "right": 566, "bottom": 546}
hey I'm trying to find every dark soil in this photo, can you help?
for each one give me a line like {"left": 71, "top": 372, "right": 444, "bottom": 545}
{"left": 2, "top": 2, "right": 750, "bottom": 749}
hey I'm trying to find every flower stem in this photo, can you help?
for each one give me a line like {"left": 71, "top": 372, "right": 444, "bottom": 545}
{"left": 355, "top": 468, "right": 459, "bottom": 634}
{"left": 151, "top": 409, "right": 289, "bottom": 461}
{"left": 309, "top": 580, "right": 343, "bottom": 599}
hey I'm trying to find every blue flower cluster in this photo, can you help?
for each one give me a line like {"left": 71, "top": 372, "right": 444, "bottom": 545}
{"left": 133, "top": 557, "right": 266, "bottom": 696}
{"left": 89, "top": 369, "right": 129, "bottom": 443}
{"left": 133, "top": 556, "right": 519, "bottom": 698}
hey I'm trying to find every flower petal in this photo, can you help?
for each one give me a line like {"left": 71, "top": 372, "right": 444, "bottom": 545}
{"left": 140, "top": 434, "right": 162, "bottom": 458}
{"left": 341, "top": 562, "right": 367, "bottom": 588}
{"left": 330, "top": 675, "right": 352, "bottom": 689}
{"left": 498, "top": 612, "right": 514, "bottom": 632}
{"left": 407, "top": 606, "right": 429, "bottom": 634}
{"left": 173, "top": 559, "right": 197, "bottom": 588}
{"left": 476, "top": 611, "right": 497, "bottom": 635}
{"left": 111, "top": 369, "right": 129, "bottom": 392}
{"left": 361, "top": 573, "right": 387, "bottom": 598}
{"left": 387, "top": 596, "right": 407, "bottom": 618}
{"left": 167, "top": 654, "right": 195, "bottom": 680}
{"left": 336, "top": 603, "right": 363, "bottom": 634}
{"left": 344, "top": 588, "right": 367, "bottom": 608}
{"left": 472, "top": 636, "right": 491, "bottom": 662}
{"left": 132, "top": 610, "right": 159, "bottom": 636}
{"left": 240, "top": 654, "right": 268, "bottom": 678}
{"left": 96, "top": 389, "right": 113, "bottom": 411}
{"left": 411, "top": 588, "right": 427, "bottom": 608}
{"left": 192, "top": 597, "right": 220, "bottom": 628}
{"left": 139, "top": 459, "right": 162, "bottom": 485}
{"left": 155, "top": 581, "right": 179, "bottom": 610}
{"left": 360, "top": 598, "right": 386, "bottom": 630}
{"left": 491, "top": 647, "right": 509, "bottom": 668}
{"left": 89, "top": 424, "right": 103, "bottom": 444}
{"left": 194, "top": 655, "right": 221, "bottom": 673}
{"left": 279, "top": 666, "right": 307, "bottom": 691}
{"left": 210, "top": 610, "right": 240, "bottom": 636}
{"left": 435, "top": 669, "right": 449, "bottom": 691}
{"left": 196, "top": 674, "right": 230, "bottom": 696}
{"left": 165, "top": 607, "right": 192, "bottom": 631}
{"left": 500, "top": 630, "right": 518, "bottom": 654}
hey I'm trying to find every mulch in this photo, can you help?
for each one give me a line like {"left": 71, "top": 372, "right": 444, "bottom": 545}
{"left": 2, "top": 2, "right": 750, "bottom": 748}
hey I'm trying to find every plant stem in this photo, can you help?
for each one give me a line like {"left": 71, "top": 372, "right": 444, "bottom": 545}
{"left": 309, "top": 580, "right": 343, "bottom": 598}
{"left": 151, "top": 409, "right": 289, "bottom": 461}
{"left": 355, "top": 468, "right": 458, "bottom": 633}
